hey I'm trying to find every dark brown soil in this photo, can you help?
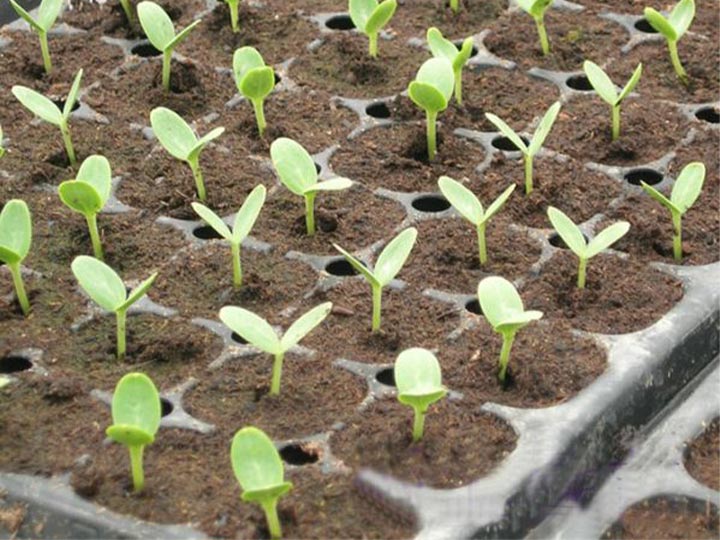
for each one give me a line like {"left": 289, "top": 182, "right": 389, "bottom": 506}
{"left": 672, "top": 126, "right": 720, "bottom": 190}
{"left": 684, "top": 417, "right": 720, "bottom": 491}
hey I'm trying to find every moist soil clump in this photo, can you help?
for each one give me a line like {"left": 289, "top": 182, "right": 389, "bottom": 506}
{"left": 684, "top": 417, "right": 720, "bottom": 491}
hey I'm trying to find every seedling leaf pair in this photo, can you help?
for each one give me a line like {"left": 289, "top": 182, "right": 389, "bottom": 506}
{"left": 427, "top": 28, "right": 474, "bottom": 105}
{"left": 644, "top": 0, "right": 695, "bottom": 84}
{"left": 349, "top": 0, "right": 397, "bottom": 57}
{"left": 9, "top": 0, "right": 62, "bottom": 73}
{"left": 0, "top": 200, "right": 32, "bottom": 316}
{"left": 233, "top": 47, "right": 276, "bottom": 137}
{"left": 583, "top": 61, "right": 642, "bottom": 141}
{"left": 516, "top": 0, "right": 554, "bottom": 55}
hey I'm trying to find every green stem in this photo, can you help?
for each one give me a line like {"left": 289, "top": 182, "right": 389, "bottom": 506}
{"left": 667, "top": 39, "right": 688, "bottom": 85}
{"left": 189, "top": 159, "right": 207, "bottom": 201}
{"left": 426, "top": 111, "right": 438, "bottom": 161}
{"left": 261, "top": 499, "right": 282, "bottom": 539}
{"left": 524, "top": 154, "right": 533, "bottom": 195}
{"left": 450, "top": 0, "right": 459, "bottom": 13}
{"left": 128, "top": 445, "right": 145, "bottom": 492}
{"left": 252, "top": 99, "right": 267, "bottom": 137}
{"left": 535, "top": 16, "right": 550, "bottom": 55}
{"left": 368, "top": 32, "right": 378, "bottom": 58}
{"left": 371, "top": 284, "right": 382, "bottom": 332}
{"left": 231, "top": 241, "right": 242, "bottom": 287}
{"left": 577, "top": 257, "right": 587, "bottom": 289}
{"left": 229, "top": 0, "right": 239, "bottom": 32}
{"left": 116, "top": 308, "right": 127, "bottom": 360}
{"left": 119, "top": 0, "right": 137, "bottom": 25}
{"left": 86, "top": 213, "right": 104, "bottom": 261}
{"left": 412, "top": 406, "right": 426, "bottom": 442}
{"left": 672, "top": 212, "right": 683, "bottom": 262}
{"left": 39, "top": 31, "right": 52, "bottom": 74}
{"left": 611, "top": 105, "right": 620, "bottom": 141}
{"left": 304, "top": 192, "right": 317, "bottom": 236}
{"left": 270, "top": 352, "right": 284, "bottom": 395}
{"left": 498, "top": 332, "right": 516, "bottom": 383}
{"left": 477, "top": 222, "right": 487, "bottom": 265}
{"left": 9, "top": 263, "right": 30, "bottom": 317}
{"left": 60, "top": 121, "right": 76, "bottom": 167}
{"left": 454, "top": 68, "right": 463, "bottom": 105}
{"left": 162, "top": 48, "right": 172, "bottom": 91}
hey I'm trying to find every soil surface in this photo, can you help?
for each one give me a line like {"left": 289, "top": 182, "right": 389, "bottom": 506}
{"left": 684, "top": 417, "right": 720, "bottom": 491}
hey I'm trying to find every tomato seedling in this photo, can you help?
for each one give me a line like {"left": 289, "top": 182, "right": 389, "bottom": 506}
{"left": 583, "top": 61, "right": 642, "bottom": 141}
{"left": 644, "top": 0, "right": 695, "bottom": 84}
{"left": 0, "top": 200, "right": 32, "bottom": 316}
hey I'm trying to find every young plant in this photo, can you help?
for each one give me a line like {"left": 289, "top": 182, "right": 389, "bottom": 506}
{"left": 427, "top": 28, "right": 474, "bottom": 105}
{"left": 517, "top": 0, "right": 555, "bottom": 55}
{"left": 8, "top": 0, "right": 62, "bottom": 74}
{"left": 231, "top": 427, "right": 292, "bottom": 539}
{"left": 106, "top": 373, "right": 161, "bottom": 493}
{"left": 583, "top": 60, "right": 642, "bottom": 141}
{"left": 58, "top": 155, "right": 112, "bottom": 260}
{"left": 547, "top": 207, "right": 629, "bottom": 289}
{"left": 477, "top": 276, "right": 543, "bottom": 383}
{"left": 12, "top": 68, "right": 83, "bottom": 166}
{"left": 225, "top": 0, "right": 241, "bottom": 32}
{"left": 333, "top": 227, "right": 417, "bottom": 332}
{"left": 150, "top": 106, "right": 225, "bottom": 202}
{"left": 119, "top": 0, "right": 137, "bottom": 26}
{"left": 348, "top": 0, "right": 397, "bottom": 58}
{"left": 191, "top": 184, "right": 266, "bottom": 288}
{"left": 71, "top": 256, "right": 158, "bottom": 360}
{"left": 270, "top": 137, "right": 352, "bottom": 236}
{"left": 0, "top": 200, "right": 32, "bottom": 316}
{"left": 395, "top": 348, "right": 447, "bottom": 442}
{"left": 408, "top": 58, "right": 455, "bottom": 161}
{"left": 485, "top": 101, "right": 561, "bottom": 195}
{"left": 641, "top": 162, "right": 705, "bottom": 262}
{"left": 644, "top": 0, "right": 695, "bottom": 84}
{"left": 219, "top": 302, "right": 332, "bottom": 395}
{"left": 449, "top": 0, "right": 460, "bottom": 13}
{"left": 233, "top": 47, "right": 276, "bottom": 137}
{"left": 137, "top": 1, "right": 202, "bottom": 91}
{"left": 438, "top": 176, "right": 516, "bottom": 266}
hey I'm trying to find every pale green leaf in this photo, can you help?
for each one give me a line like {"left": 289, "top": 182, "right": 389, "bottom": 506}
{"left": 547, "top": 206, "right": 587, "bottom": 256}
{"left": 239, "top": 67, "right": 275, "bottom": 102}
{"left": 232, "top": 185, "right": 266, "bottom": 243}
{"left": 482, "top": 184, "right": 516, "bottom": 224}
{"left": 64, "top": 68, "right": 83, "bottom": 119}
{"left": 528, "top": 101, "right": 561, "bottom": 156}
{"left": 485, "top": 112, "right": 528, "bottom": 154}
{"left": 188, "top": 126, "right": 225, "bottom": 164}
{"left": 110, "top": 373, "right": 161, "bottom": 439}
{"left": 58, "top": 181, "right": 103, "bottom": 216}
{"left": 76, "top": 154, "right": 112, "bottom": 204}
{"left": 302, "top": 177, "right": 353, "bottom": 194}
{"left": 192, "top": 202, "right": 232, "bottom": 240}
{"left": 374, "top": 227, "right": 417, "bottom": 286}
{"left": 138, "top": 1, "right": 176, "bottom": 50}
{"left": 332, "top": 244, "right": 379, "bottom": 286}
{"left": 477, "top": 276, "right": 528, "bottom": 330}
{"left": 150, "top": 107, "right": 197, "bottom": 161}
{"left": 644, "top": 7, "right": 677, "bottom": 41}
{"left": 395, "top": 347, "right": 446, "bottom": 400}
{"left": 71, "top": 255, "right": 126, "bottom": 312}
{"left": 270, "top": 138, "right": 317, "bottom": 195}
{"left": 583, "top": 60, "right": 617, "bottom": 106}
{"left": 37, "top": 0, "right": 63, "bottom": 30}
{"left": 349, "top": 0, "right": 376, "bottom": 31}
{"left": 617, "top": 63, "right": 643, "bottom": 103}
{"left": 0, "top": 199, "right": 32, "bottom": 263}
{"left": 641, "top": 182, "right": 679, "bottom": 213}
{"left": 427, "top": 27, "right": 458, "bottom": 62}
{"left": 167, "top": 19, "right": 201, "bottom": 51}
{"left": 415, "top": 57, "right": 454, "bottom": 102}
{"left": 585, "top": 221, "right": 630, "bottom": 258}
{"left": 118, "top": 272, "right": 158, "bottom": 312}
{"left": 280, "top": 302, "right": 332, "bottom": 351}
{"left": 671, "top": 161, "right": 705, "bottom": 213}
{"left": 219, "top": 306, "right": 281, "bottom": 355}
{"left": 408, "top": 82, "right": 448, "bottom": 115}
{"left": 438, "top": 175, "right": 483, "bottom": 224}
{"left": 233, "top": 47, "right": 265, "bottom": 81}
{"left": 12, "top": 86, "right": 62, "bottom": 126}
{"left": 8, "top": 0, "right": 43, "bottom": 32}
{"left": 231, "top": 427, "right": 290, "bottom": 496}
{"left": 669, "top": 0, "right": 695, "bottom": 38}
{"left": 365, "top": 0, "right": 396, "bottom": 36}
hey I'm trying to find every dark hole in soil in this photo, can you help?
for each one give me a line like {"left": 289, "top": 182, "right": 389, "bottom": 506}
{"left": 192, "top": 225, "right": 224, "bottom": 240}
{"left": 465, "top": 299, "right": 483, "bottom": 315}
{"left": 324, "top": 258, "right": 358, "bottom": 276}
{"left": 634, "top": 18, "right": 658, "bottom": 33}
{"left": 51, "top": 98, "right": 81, "bottom": 113}
{"left": 624, "top": 168, "right": 663, "bottom": 186}
{"left": 0, "top": 355, "right": 32, "bottom": 374}
{"left": 411, "top": 194, "right": 451, "bottom": 213}
{"left": 565, "top": 74, "right": 593, "bottom": 92}
{"left": 695, "top": 107, "right": 720, "bottom": 124}
{"left": 274, "top": 72, "right": 282, "bottom": 86}
{"left": 279, "top": 443, "right": 320, "bottom": 466}
{"left": 325, "top": 14, "right": 355, "bottom": 30}
{"left": 549, "top": 232, "right": 590, "bottom": 249}
{"left": 375, "top": 367, "right": 395, "bottom": 387}
{"left": 366, "top": 101, "right": 391, "bottom": 119}
{"left": 454, "top": 40, "right": 479, "bottom": 58}
{"left": 160, "top": 397, "right": 173, "bottom": 417}
{"left": 231, "top": 332, "right": 248, "bottom": 345}
{"left": 131, "top": 41, "right": 162, "bottom": 57}
{"left": 491, "top": 135, "right": 529, "bottom": 152}
{"left": 314, "top": 162, "right": 322, "bottom": 174}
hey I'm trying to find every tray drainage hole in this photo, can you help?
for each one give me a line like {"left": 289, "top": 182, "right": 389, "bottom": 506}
{"left": 549, "top": 232, "right": 589, "bottom": 249}
{"left": 411, "top": 194, "right": 451, "bottom": 213}
{"left": 192, "top": 225, "right": 224, "bottom": 240}
{"left": 324, "top": 258, "right": 358, "bottom": 276}
{"left": 375, "top": 367, "right": 395, "bottom": 387}
{"left": 314, "top": 162, "right": 322, "bottom": 174}
{"left": 231, "top": 332, "right": 248, "bottom": 344}
{"left": 274, "top": 73, "right": 282, "bottom": 85}
{"left": 366, "top": 101, "right": 391, "bottom": 119}
{"left": 624, "top": 168, "right": 663, "bottom": 186}
{"left": 565, "top": 74, "right": 593, "bottom": 92}
{"left": 52, "top": 99, "right": 80, "bottom": 113}
{"left": 131, "top": 41, "right": 163, "bottom": 57}
{"left": 0, "top": 355, "right": 32, "bottom": 373}
{"left": 491, "top": 135, "right": 529, "bottom": 152}
{"left": 465, "top": 299, "right": 483, "bottom": 315}
{"left": 634, "top": 18, "right": 658, "bottom": 33}
{"left": 160, "top": 398, "right": 173, "bottom": 417}
{"left": 325, "top": 14, "right": 355, "bottom": 30}
{"left": 454, "top": 40, "right": 479, "bottom": 57}
{"left": 695, "top": 106, "right": 720, "bottom": 124}
{"left": 279, "top": 443, "right": 320, "bottom": 465}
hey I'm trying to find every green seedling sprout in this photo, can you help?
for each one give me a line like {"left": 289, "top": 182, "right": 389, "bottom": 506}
{"left": 219, "top": 302, "right": 332, "bottom": 395}
{"left": 191, "top": 185, "right": 266, "bottom": 288}
{"left": 333, "top": 227, "right": 417, "bottom": 332}
{"left": 0, "top": 200, "right": 32, "bottom": 316}
{"left": 270, "top": 137, "right": 352, "bottom": 236}
{"left": 12, "top": 69, "right": 83, "bottom": 166}
{"left": 449, "top": 0, "right": 460, "bottom": 13}
{"left": 644, "top": 0, "right": 695, "bottom": 84}
{"left": 118, "top": 0, "right": 137, "bottom": 26}
{"left": 427, "top": 28, "right": 474, "bottom": 105}
{"left": 150, "top": 106, "right": 225, "bottom": 202}
{"left": 137, "top": 1, "right": 201, "bottom": 91}
{"left": 485, "top": 101, "right": 561, "bottom": 195}
{"left": 438, "top": 176, "right": 516, "bottom": 266}
{"left": 478, "top": 276, "right": 543, "bottom": 383}
{"left": 58, "top": 155, "right": 112, "bottom": 260}
{"left": 547, "top": 207, "right": 629, "bottom": 289}
{"left": 583, "top": 60, "right": 642, "bottom": 141}
{"left": 349, "top": 0, "right": 397, "bottom": 58}
{"left": 231, "top": 427, "right": 292, "bottom": 539}
{"left": 517, "top": 0, "right": 554, "bottom": 55}
{"left": 408, "top": 58, "right": 455, "bottom": 161}
{"left": 233, "top": 47, "right": 276, "bottom": 137}
{"left": 106, "top": 373, "right": 161, "bottom": 493}
{"left": 395, "top": 348, "right": 447, "bottom": 442}
{"left": 641, "top": 162, "right": 705, "bottom": 262}
{"left": 8, "top": 0, "right": 62, "bottom": 74}
{"left": 225, "top": 0, "right": 241, "bottom": 32}
{"left": 71, "top": 256, "right": 158, "bottom": 360}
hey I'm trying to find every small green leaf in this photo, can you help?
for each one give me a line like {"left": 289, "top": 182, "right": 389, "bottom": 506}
{"left": 438, "top": 176, "right": 483, "bottom": 224}
{"left": 8, "top": 0, "right": 43, "bottom": 32}
{"left": 150, "top": 107, "right": 197, "bottom": 161}
{"left": 166, "top": 19, "right": 201, "bottom": 51}
{"left": 76, "top": 154, "right": 112, "bottom": 205}
{"left": 37, "top": 0, "right": 63, "bottom": 30}
{"left": 71, "top": 256, "right": 127, "bottom": 312}
{"left": 302, "top": 177, "right": 353, "bottom": 194}
{"left": 118, "top": 272, "right": 158, "bottom": 312}
{"left": 485, "top": 113, "right": 528, "bottom": 153}
{"left": 64, "top": 68, "right": 84, "bottom": 120}
{"left": 280, "top": 302, "right": 332, "bottom": 352}
{"left": 669, "top": 0, "right": 695, "bottom": 39}
{"left": 528, "top": 0, "right": 553, "bottom": 19}
{"left": 482, "top": 184, "right": 516, "bottom": 224}
{"left": 233, "top": 47, "right": 266, "bottom": 80}
{"left": 58, "top": 181, "right": 103, "bottom": 216}
{"left": 427, "top": 27, "right": 458, "bottom": 62}
{"left": 138, "top": 1, "right": 176, "bottom": 50}
{"left": 528, "top": 101, "right": 561, "bottom": 156}
{"left": 374, "top": 227, "right": 417, "bottom": 286}
{"left": 108, "top": 373, "right": 161, "bottom": 441}
{"left": 671, "top": 161, "right": 705, "bottom": 213}
{"left": 365, "top": 0, "right": 397, "bottom": 36}
{"left": 188, "top": 126, "right": 225, "bottom": 164}
{"left": 395, "top": 348, "right": 447, "bottom": 406}
{"left": 12, "top": 86, "right": 63, "bottom": 126}
{"left": 584, "top": 60, "right": 618, "bottom": 106}
{"left": 349, "top": 0, "right": 376, "bottom": 31}
{"left": 585, "top": 221, "right": 630, "bottom": 258}
{"left": 641, "top": 182, "right": 677, "bottom": 213}
{"left": 270, "top": 138, "right": 317, "bottom": 195}
{"left": 106, "top": 425, "right": 155, "bottom": 446}
{"left": 191, "top": 202, "right": 232, "bottom": 240}
{"left": 219, "top": 306, "right": 281, "bottom": 355}
{"left": 454, "top": 37, "right": 475, "bottom": 71}
{"left": 332, "top": 244, "right": 379, "bottom": 286}
{"left": 232, "top": 185, "right": 267, "bottom": 244}
{"left": 547, "top": 206, "right": 587, "bottom": 257}
{"left": 240, "top": 67, "right": 275, "bottom": 102}
{"left": 231, "top": 427, "right": 292, "bottom": 499}
{"left": 408, "top": 82, "right": 448, "bottom": 115}
{"left": 416, "top": 58, "right": 454, "bottom": 103}
{"left": 0, "top": 199, "right": 32, "bottom": 264}
{"left": 644, "top": 7, "right": 677, "bottom": 41}
{"left": 478, "top": 276, "right": 523, "bottom": 329}
{"left": 617, "top": 63, "right": 643, "bottom": 103}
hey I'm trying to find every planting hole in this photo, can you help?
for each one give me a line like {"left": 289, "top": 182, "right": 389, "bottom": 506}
{"left": 454, "top": 40, "right": 479, "bottom": 57}
{"left": 314, "top": 162, "right": 322, "bottom": 174}
{"left": 634, "top": 18, "right": 658, "bottom": 33}
{"left": 231, "top": 332, "right": 248, "bottom": 345}
{"left": 325, "top": 14, "right": 355, "bottom": 30}
{"left": 0, "top": 355, "right": 32, "bottom": 374}
{"left": 324, "top": 258, "right": 358, "bottom": 276}
{"left": 695, "top": 107, "right": 720, "bottom": 124}
{"left": 491, "top": 135, "right": 528, "bottom": 152}
{"left": 52, "top": 99, "right": 80, "bottom": 113}
{"left": 131, "top": 41, "right": 163, "bottom": 57}
{"left": 565, "top": 75, "right": 593, "bottom": 92}
{"left": 411, "top": 194, "right": 451, "bottom": 213}
{"left": 375, "top": 367, "right": 395, "bottom": 387}
{"left": 274, "top": 73, "right": 282, "bottom": 85}
{"left": 624, "top": 168, "right": 663, "bottom": 186}
{"left": 366, "top": 102, "right": 391, "bottom": 119}
{"left": 279, "top": 443, "right": 319, "bottom": 465}
{"left": 160, "top": 398, "right": 173, "bottom": 417}
{"left": 465, "top": 299, "right": 483, "bottom": 315}
{"left": 192, "top": 225, "right": 224, "bottom": 240}
{"left": 549, "top": 232, "right": 589, "bottom": 249}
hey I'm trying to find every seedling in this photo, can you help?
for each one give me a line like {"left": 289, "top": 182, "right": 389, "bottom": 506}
{"left": 71, "top": 256, "right": 158, "bottom": 359}
{"left": 478, "top": 276, "right": 543, "bottom": 383}
{"left": 233, "top": 47, "right": 276, "bottom": 137}
{"left": 333, "top": 227, "right": 417, "bottom": 332}
{"left": 349, "top": 0, "right": 397, "bottom": 57}
{"left": 485, "top": 101, "right": 561, "bottom": 195}
{"left": 137, "top": 1, "right": 201, "bottom": 91}
{"left": 150, "top": 107, "right": 225, "bottom": 202}
{"left": 191, "top": 184, "right": 266, "bottom": 287}
{"left": 231, "top": 427, "right": 292, "bottom": 539}
{"left": 644, "top": 0, "right": 695, "bottom": 84}
{"left": 438, "top": 176, "right": 516, "bottom": 266}
{"left": 8, "top": 0, "right": 62, "bottom": 74}
{"left": 408, "top": 58, "right": 455, "bottom": 161}
{"left": 547, "top": 207, "right": 629, "bottom": 288}
{"left": 225, "top": 0, "right": 241, "bottom": 32}
{"left": 119, "top": 0, "right": 137, "bottom": 25}
{"left": 517, "top": 0, "right": 554, "bottom": 55}
{"left": 449, "top": 0, "right": 460, "bottom": 13}
{"left": 395, "top": 348, "right": 447, "bottom": 442}
{"left": 583, "top": 61, "right": 642, "bottom": 141}
{"left": 219, "top": 302, "right": 332, "bottom": 395}
{"left": 0, "top": 200, "right": 32, "bottom": 316}
{"left": 427, "top": 28, "right": 474, "bottom": 105}
{"left": 106, "top": 373, "right": 161, "bottom": 493}
{"left": 58, "top": 155, "right": 112, "bottom": 260}
{"left": 641, "top": 162, "right": 705, "bottom": 262}
{"left": 270, "top": 137, "right": 352, "bottom": 236}
{"left": 12, "top": 69, "right": 83, "bottom": 166}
